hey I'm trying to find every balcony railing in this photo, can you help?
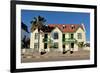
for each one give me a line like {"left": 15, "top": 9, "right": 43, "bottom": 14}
{"left": 43, "top": 38, "right": 77, "bottom": 43}
{"left": 62, "top": 38, "right": 66, "bottom": 42}
{"left": 62, "top": 38, "right": 77, "bottom": 43}
{"left": 43, "top": 38, "right": 48, "bottom": 43}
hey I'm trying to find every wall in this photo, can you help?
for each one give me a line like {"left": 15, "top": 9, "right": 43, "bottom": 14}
{"left": 51, "top": 27, "right": 63, "bottom": 51}
{"left": 30, "top": 29, "right": 38, "bottom": 49}
{"left": 75, "top": 27, "right": 86, "bottom": 43}
{"left": 30, "top": 28, "right": 45, "bottom": 52}
{"left": 0, "top": 0, "right": 99, "bottom": 73}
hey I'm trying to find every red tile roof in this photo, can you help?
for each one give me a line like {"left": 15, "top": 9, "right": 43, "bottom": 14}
{"left": 48, "top": 24, "right": 84, "bottom": 33}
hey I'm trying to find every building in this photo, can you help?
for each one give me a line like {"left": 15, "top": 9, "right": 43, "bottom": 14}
{"left": 30, "top": 23, "right": 86, "bottom": 52}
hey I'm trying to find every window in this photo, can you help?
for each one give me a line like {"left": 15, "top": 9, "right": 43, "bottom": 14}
{"left": 54, "top": 32, "right": 58, "bottom": 39}
{"left": 77, "top": 33, "right": 82, "bottom": 39}
{"left": 71, "top": 34, "right": 74, "bottom": 39}
{"left": 63, "top": 34, "right": 65, "bottom": 38}
{"left": 71, "top": 25, "right": 75, "bottom": 29}
{"left": 44, "top": 34, "right": 48, "bottom": 38}
{"left": 34, "top": 43, "right": 38, "bottom": 49}
{"left": 63, "top": 34, "right": 65, "bottom": 42}
{"left": 35, "top": 33, "right": 38, "bottom": 39}
{"left": 54, "top": 42, "right": 58, "bottom": 48}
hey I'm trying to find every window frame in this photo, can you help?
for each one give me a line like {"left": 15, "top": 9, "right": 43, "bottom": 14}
{"left": 77, "top": 33, "right": 82, "bottom": 39}
{"left": 35, "top": 33, "right": 39, "bottom": 39}
{"left": 53, "top": 32, "right": 59, "bottom": 39}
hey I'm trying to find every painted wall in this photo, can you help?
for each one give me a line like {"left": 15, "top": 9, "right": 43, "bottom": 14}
{"left": 64, "top": 32, "right": 79, "bottom": 51}
{"left": 50, "top": 27, "right": 63, "bottom": 52}
{"left": 75, "top": 27, "right": 86, "bottom": 43}
{"left": 30, "top": 29, "right": 50, "bottom": 52}
{"left": 30, "top": 29, "right": 38, "bottom": 50}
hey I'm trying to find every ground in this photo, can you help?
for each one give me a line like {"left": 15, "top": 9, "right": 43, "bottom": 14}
{"left": 21, "top": 50, "right": 90, "bottom": 63}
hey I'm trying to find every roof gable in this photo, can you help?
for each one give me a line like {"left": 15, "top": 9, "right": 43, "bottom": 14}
{"left": 51, "top": 26, "right": 62, "bottom": 33}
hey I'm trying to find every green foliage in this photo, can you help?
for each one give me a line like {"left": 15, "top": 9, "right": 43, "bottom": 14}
{"left": 30, "top": 16, "right": 46, "bottom": 31}
{"left": 78, "top": 42, "right": 84, "bottom": 48}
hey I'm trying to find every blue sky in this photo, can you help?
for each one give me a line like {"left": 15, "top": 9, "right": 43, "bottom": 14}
{"left": 21, "top": 10, "right": 90, "bottom": 41}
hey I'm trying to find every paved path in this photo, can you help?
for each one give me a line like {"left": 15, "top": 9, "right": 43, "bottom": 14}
{"left": 21, "top": 50, "right": 90, "bottom": 63}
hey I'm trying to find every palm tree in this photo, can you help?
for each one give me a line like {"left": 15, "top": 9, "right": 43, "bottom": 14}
{"left": 31, "top": 16, "right": 46, "bottom": 31}
{"left": 31, "top": 16, "right": 46, "bottom": 54}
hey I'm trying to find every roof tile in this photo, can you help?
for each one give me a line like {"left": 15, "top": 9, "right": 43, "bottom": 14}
{"left": 48, "top": 24, "right": 84, "bottom": 33}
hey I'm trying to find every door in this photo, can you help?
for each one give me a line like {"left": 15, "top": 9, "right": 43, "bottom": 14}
{"left": 44, "top": 43, "right": 47, "bottom": 49}
{"left": 71, "top": 43, "right": 74, "bottom": 48}
{"left": 63, "top": 44, "right": 65, "bottom": 48}
{"left": 63, "top": 44, "right": 66, "bottom": 51}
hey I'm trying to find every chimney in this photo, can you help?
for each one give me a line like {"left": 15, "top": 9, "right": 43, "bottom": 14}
{"left": 81, "top": 23, "right": 86, "bottom": 32}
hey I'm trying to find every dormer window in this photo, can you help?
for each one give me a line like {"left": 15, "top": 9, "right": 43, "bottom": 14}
{"left": 71, "top": 25, "right": 75, "bottom": 29}
{"left": 63, "top": 25, "right": 66, "bottom": 29}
